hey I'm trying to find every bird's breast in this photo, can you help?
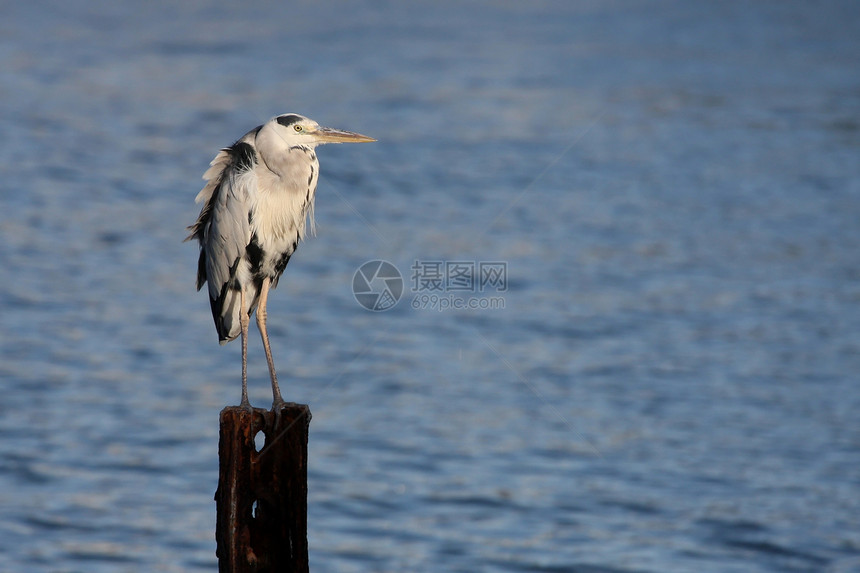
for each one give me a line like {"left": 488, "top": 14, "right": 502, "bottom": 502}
{"left": 251, "top": 158, "right": 318, "bottom": 244}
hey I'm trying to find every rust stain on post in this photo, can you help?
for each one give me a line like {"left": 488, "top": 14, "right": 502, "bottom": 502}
{"left": 215, "top": 403, "right": 311, "bottom": 573}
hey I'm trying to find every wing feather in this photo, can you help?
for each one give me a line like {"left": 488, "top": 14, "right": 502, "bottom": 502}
{"left": 204, "top": 166, "right": 256, "bottom": 342}
{"left": 203, "top": 167, "right": 254, "bottom": 301}
{"left": 187, "top": 130, "right": 260, "bottom": 342}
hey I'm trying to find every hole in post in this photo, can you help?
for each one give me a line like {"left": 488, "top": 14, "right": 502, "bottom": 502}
{"left": 254, "top": 430, "right": 265, "bottom": 452}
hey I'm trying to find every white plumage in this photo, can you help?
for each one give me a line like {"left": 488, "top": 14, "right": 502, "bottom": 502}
{"left": 187, "top": 113, "right": 374, "bottom": 407}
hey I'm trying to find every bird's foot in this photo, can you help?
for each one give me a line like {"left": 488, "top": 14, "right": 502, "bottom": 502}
{"left": 270, "top": 397, "right": 287, "bottom": 430}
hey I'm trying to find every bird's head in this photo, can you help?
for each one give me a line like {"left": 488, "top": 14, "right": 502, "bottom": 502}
{"left": 270, "top": 113, "right": 375, "bottom": 147}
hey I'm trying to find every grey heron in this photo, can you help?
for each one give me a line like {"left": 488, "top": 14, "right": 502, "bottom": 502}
{"left": 186, "top": 113, "right": 374, "bottom": 408}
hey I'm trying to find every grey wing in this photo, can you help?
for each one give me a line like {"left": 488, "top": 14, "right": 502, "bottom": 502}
{"left": 187, "top": 128, "right": 262, "bottom": 343}
{"left": 186, "top": 143, "right": 258, "bottom": 342}
{"left": 204, "top": 166, "right": 256, "bottom": 343}
{"left": 204, "top": 167, "right": 254, "bottom": 299}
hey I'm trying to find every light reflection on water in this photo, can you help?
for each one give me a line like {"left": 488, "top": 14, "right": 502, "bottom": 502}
{"left": 1, "top": 1, "right": 859, "bottom": 571}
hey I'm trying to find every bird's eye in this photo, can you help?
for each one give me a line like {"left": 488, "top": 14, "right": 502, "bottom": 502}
{"left": 294, "top": 125, "right": 303, "bottom": 132}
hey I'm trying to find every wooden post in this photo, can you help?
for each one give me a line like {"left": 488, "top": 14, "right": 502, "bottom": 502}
{"left": 215, "top": 402, "right": 311, "bottom": 572}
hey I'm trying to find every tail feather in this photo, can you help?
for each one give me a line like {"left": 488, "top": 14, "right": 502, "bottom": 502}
{"left": 210, "top": 286, "right": 260, "bottom": 345}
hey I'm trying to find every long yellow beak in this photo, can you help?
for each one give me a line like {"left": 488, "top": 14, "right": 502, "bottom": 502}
{"left": 312, "top": 126, "right": 376, "bottom": 143}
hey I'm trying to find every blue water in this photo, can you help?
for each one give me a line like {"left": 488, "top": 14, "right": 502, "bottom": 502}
{"left": 2, "top": 1, "right": 859, "bottom": 571}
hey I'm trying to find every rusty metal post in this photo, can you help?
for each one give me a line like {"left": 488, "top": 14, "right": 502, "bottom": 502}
{"left": 215, "top": 402, "right": 311, "bottom": 573}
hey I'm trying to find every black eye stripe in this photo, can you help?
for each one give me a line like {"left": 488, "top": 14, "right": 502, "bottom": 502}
{"left": 276, "top": 114, "right": 303, "bottom": 127}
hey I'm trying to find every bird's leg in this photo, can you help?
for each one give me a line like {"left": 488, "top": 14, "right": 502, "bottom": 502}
{"left": 239, "top": 288, "right": 251, "bottom": 409}
{"left": 256, "top": 277, "right": 285, "bottom": 409}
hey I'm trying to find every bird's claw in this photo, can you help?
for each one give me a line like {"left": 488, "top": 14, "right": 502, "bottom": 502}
{"left": 270, "top": 398, "right": 286, "bottom": 431}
